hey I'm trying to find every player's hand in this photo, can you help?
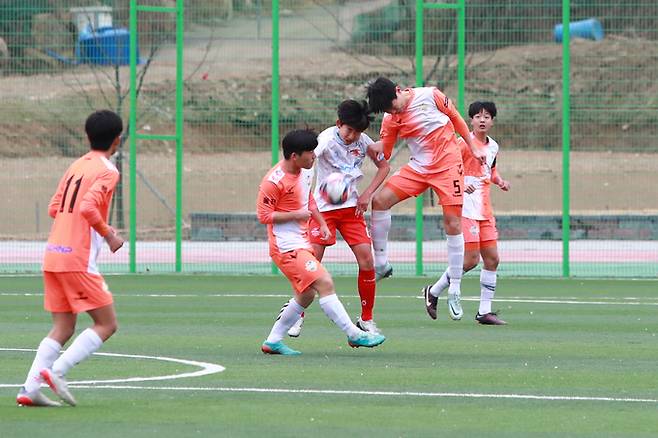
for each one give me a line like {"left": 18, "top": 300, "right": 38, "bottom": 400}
{"left": 465, "top": 184, "right": 476, "bottom": 194}
{"left": 498, "top": 179, "right": 511, "bottom": 191}
{"left": 367, "top": 141, "right": 384, "bottom": 158}
{"left": 356, "top": 193, "right": 372, "bottom": 216}
{"left": 319, "top": 224, "right": 331, "bottom": 241}
{"left": 471, "top": 148, "right": 486, "bottom": 164}
{"left": 105, "top": 232, "right": 124, "bottom": 253}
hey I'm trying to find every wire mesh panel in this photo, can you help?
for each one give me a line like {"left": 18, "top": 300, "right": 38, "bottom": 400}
{"left": 1, "top": 0, "right": 656, "bottom": 277}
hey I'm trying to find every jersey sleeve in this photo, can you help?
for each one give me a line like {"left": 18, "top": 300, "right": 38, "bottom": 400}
{"left": 79, "top": 169, "right": 119, "bottom": 236}
{"left": 48, "top": 171, "right": 71, "bottom": 218}
{"left": 457, "top": 137, "right": 469, "bottom": 161}
{"left": 379, "top": 113, "right": 399, "bottom": 160}
{"left": 256, "top": 180, "right": 281, "bottom": 225}
{"left": 432, "top": 88, "right": 471, "bottom": 140}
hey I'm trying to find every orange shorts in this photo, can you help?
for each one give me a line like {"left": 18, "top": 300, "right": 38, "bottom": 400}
{"left": 385, "top": 163, "right": 464, "bottom": 206}
{"left": 309, "top": 207, "right": 371, "bottom": 247}
{"left": 43, "top": 271, "right": 114, "bottom": 314}
{"left": 272, "top": 249, "right": 329, "bottom": 294}
{"left": 463, "top": 217, "right": 498, "bottom": 250}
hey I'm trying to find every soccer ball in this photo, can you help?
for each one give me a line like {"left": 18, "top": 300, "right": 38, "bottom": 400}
{"left": 320, "top": 172, "right": 349, "bottom": 205}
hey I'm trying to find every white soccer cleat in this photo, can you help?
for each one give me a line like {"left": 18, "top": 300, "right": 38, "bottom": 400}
{"left": 16, "top": 387, "right": 62, "bottom": 407}
{"left": 447, "top": 293, "right": 464, "bottom": 320}
{"left": 40, "top": 369, "right": 77, "bottom": 406}
{"left": 287, "top": 316, "right": 304, "bottom": 338}
{"left": 356, "top": 317, "right": 382, "bottom": 335}
{"left": 375, "top": 262, "right": 393, "bottom": 281}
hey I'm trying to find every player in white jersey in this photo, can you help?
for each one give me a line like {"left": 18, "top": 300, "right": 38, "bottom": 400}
{"left": 286, "top": 100, "right": 390, "bottom": 338}
{"left": 423, "top": 101, "right": 510, "bottom": 325}
{"left": 257, "top": 129, "right": 386, "bottom": 355}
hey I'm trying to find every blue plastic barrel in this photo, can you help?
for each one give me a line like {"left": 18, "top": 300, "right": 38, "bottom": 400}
{"left": 554, "top": 18, "right": 604, "bottom": 43}
{"left": 77, "top": 26, "right": 136, "bottom": 65}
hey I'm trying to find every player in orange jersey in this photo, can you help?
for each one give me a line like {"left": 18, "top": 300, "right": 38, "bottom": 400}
{"left": 257, "top": 129, "right": 386, "bottom": 355}
{"left": 16, "top": 110, "right": 124, "bottom": 407}
{"left": 422, "top": 101, "right": 510, "bottom": 325}
{"left": 366, "top": 77, "right": 485, "bottom": 321}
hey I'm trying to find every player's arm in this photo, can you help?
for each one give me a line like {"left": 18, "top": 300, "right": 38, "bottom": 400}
{"left": 257, "top": 181, "right": 310, "bottom": 224}
{"left": 490, "top": 158, "right": 511, "bottom": 191}
{"left": 433, "top": 88, "right": 485, "bottom": 163}
{"left": 357, "top": 146, "right": 390, "bottom": 215}
{"left": 378, "top": 114, "right": 399, "bottom": 160}
{"left": 79, "top": 170, "right": 124, "bottom": 252}
{"left": 309, "top": 194, "right": 330, "bottom": 240}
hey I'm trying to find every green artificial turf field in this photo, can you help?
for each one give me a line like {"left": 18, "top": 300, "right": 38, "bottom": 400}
{"left": 1, "top": 275, "right": 656, "bottom": 437}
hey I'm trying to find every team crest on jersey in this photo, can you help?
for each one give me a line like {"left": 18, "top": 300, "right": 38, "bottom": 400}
{"left": 310, "top": 227, "right": 321, "bottom": 237}
{"left": 305, "top": 260, "right": 318, "bottom": 272}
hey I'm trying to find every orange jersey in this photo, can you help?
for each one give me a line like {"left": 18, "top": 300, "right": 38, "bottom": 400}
{"left": 379, "top": 87, "right": 471, "bottom": 174}
{"left": 256, "top": 162, "right": 315, "bottom": 257}
{"left": 459, "top": 134, "right": 500, "bottom": 220}
{"left": 43, "top": 151, "right": 119, "bottom": 273}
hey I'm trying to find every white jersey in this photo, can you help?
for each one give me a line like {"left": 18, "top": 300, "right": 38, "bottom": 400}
{"left": 313, "top": 126, "right": 374, "bottom": 212}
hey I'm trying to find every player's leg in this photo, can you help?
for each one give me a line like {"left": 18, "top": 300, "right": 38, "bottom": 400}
{"left": 429, "top": 165, "right": 466, "bottom": 320}
{"left": 17, "top": 272, "right": 74, "bottom": 407}
{"left": 338, "top": 208, "right": 380, "bottom": 333}
{"left": 371, "top": 166, "right": 425, "bottom": 280}
{"left": 475, "top": 220, "right": 506, "bottom": 325}
{"left": 41, "top": 273, "right": 115, "bottom": 406}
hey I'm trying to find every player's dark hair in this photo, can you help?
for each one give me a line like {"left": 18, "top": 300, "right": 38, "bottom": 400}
{"left": 468, "top": 101, "right": 497, "bottom": 119}
{"left": 366, "top": 77, "right": 398, "bottom": 114}
{"left": 282, "top": 129, "right": 318, "bottom": 159}
{"left": 337, "top": 99, "right": 374, "bottom": 132}
{"left": 85, "top": 110, "right": 123, "bottom": 151}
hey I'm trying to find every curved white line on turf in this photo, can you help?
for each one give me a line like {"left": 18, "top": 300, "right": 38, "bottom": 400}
{"left": 0, "top": 348, "right": 225, "bottom": 387}
{"left": 60, "top": 385, "right": 658, "bottom": 404}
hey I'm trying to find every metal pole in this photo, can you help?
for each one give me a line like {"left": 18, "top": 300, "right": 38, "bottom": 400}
{"left": 414, "top": 0, "right": 424, "bottom": 277}
{"left": 457, "top": 0, "right": 465, "bottom": 113}
{"left": 271, "top": 0, "right": 280, "bottom": 275}
{"left": 175, "top": 0, "right": 185, "bottom": 272}
{"left": 129, "top": 0, "right": 138, "bottom": 273}
{"left": 562, "top": 0, "right": 571, "bottom": 277}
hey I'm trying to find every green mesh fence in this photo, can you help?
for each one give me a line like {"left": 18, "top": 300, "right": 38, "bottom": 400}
{"left": 1, "top": 1, "right": 656, "bottom": 277}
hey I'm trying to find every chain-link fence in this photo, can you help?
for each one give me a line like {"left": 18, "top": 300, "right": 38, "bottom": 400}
{"left": 1, "top": 0, "right": 656, "bottom": 277}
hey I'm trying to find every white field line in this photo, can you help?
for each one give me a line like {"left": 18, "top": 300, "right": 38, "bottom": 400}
{"left": 2, "top": 292, "right": 658, "bottom": 306}
{"left": 0, "top": 348, "right": 224, "bottom": 387}
{"left": 42, "top": 384, "right": 658, "bottom": 404}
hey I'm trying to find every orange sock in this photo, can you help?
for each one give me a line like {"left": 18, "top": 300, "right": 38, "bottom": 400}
{"left": 358, "top": 269, "right": 376, "bottom": 321}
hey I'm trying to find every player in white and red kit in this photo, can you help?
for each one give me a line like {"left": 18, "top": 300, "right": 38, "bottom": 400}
{"left": 257, "top": 129, "right": 386, "bottom": 355}
{"left": 366, "top": 77, "right": 485, "bottom": 321}
{"left": 17, "top": 110, "right": 124, "bottom": 407}
{"left": 423, "top": 101, "right": 510, "bottom": 325}
{"left": 285, "top": 100, "right": 390, "bottom": 338}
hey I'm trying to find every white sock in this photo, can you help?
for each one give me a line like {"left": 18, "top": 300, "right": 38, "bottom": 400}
{"left": 319, "top": 294, "right": 361, "bottom": 338}
{"left": 23, "top": 337, "right": 61, "bottom": 392}
{"left": 479, "top": 269, "right": 497, "bottom": 315}
{"left": 266, "top": 298, "right": 305, "bottom": 344}
{"left": 51, "top": 328, "right": 103, "bottom": 377}
{"left": 446, "top": 234, "right": 464, "bottom": 295}
{"left": 371, "top": 209, "right": 391, "bottom": 267}
{"left": 430, "top": 268, "right": 450, "bottom": 297}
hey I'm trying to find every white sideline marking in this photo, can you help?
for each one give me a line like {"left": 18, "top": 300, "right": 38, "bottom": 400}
{"left": 2, "top": 291, "right": 658, "bottom": 306}
{"left": 0, "top": 348, "right": 224, "bottom": 387}
{"left": 55, "top": 385, "right": 658, "bottom": 404}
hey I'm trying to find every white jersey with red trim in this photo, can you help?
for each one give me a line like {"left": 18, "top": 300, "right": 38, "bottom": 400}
{"left": 313, "top": 126, "right": 374, "bottom": 212}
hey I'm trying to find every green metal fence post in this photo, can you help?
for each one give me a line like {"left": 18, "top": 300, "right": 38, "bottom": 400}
{"left": 562, "top": 0, "right": 571, "bottom": 277}
{"left": 175, "top": 0, "right": 184, "bottom": 272}
{"left": 129, "top": 0, "right": 138, "bottom": 273}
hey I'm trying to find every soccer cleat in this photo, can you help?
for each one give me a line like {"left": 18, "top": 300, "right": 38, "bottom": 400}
{"left": 356, "top": 317, "right": 382, "bottom": 335}
{"left": 261, "top": 340, "right": 302, "bottom": 356}
{"left": 40, "top": 368, "right": 76, "bottom": 406}
{"left": 422, "top": 285, "right": 438, "bottom": 320}
{"left": 16, "top": 387, "right": 61, "bottom": 407}
{"left": 347, "top": 331, "right": 386, "bottom": 348}
{"left": 476, "top": 312, "right": 507, "bottom": 325}
{"left": 447, "top": 293, "right": 464, "bottom": 320}
{"left": 375, "top": 262, "right": 393, "bottom": 281}
{"left": 287, "top": 316, "right": 304, "bottom": 338}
